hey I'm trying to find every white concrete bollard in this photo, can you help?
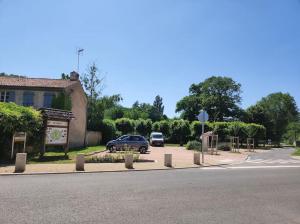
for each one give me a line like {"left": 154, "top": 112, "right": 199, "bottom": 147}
{"left": 164, "top": 154, "right": 172, "bottom": 167}
{"left": 76, "top": 154, "right": 85, "bottom": 171}
{"left": 194, "top": 152, "right": 201, "bottom": 165}
{"left": 15, "top": 153, "right": 27, "bottom": 173}
{"left": 125, "top": 154, "right": 134, "bottom": 169}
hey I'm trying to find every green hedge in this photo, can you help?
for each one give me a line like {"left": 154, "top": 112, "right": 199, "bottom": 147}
{"left": 0, "top": 102, "right": 43, "bottom": 158}
{"left": 135, "top": 119, "right": 152, "bottom": 138}
{"left": 115, "top": 118, "right": 135, "bottom": 135}
{"left": 190, "top": 121, "right": 266, "bottom": 142}
{"left": 99, "top": 118, "right": 266, "bottom": 146}
{"left": 99, "top": 119, "right": 117, "bottom": 144}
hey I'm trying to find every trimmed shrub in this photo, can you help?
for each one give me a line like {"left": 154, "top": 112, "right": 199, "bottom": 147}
{"left": 169, "top": 119, "right": 191, "bottom": 146}
{"left": 186, "top": 140, "right": 201, "bottom": 150}
{"left": 152, "top": 122, "right": 160, "bottom": 132}
{"left": 99, "top": 119, "right": 117, "bottom": 144}
{"left": 190, "top": 121, "right": 266, "bottom": 144}
{"left": 0, "top": 102, "right": 43, "bottom": 158}
{"left": 207, "top": 122, "right": 230, "bottom": 142}
{"left": 115, "top": 118, "right": 135, "bottom": 135}
{"left": 158, "top": 120, "right": 171, "bottom": 138}
{"left": 135, "top": 119, "right": 152, "bottom": 137}
{"left": 152, "top": 120, "right": 171, "bottom": 138}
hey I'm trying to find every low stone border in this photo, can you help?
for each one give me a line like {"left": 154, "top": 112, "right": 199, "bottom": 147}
{"left": 0, "top": 163, "right": 233, "bottom": 176}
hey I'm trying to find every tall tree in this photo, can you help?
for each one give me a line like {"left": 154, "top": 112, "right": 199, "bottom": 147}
{"left": 247, "top": 92, "right": 298, "bottom": 144}
{"left": 283, "top": 122, "right": 300, "bottom": 145}
{"left": 81, "top": 63, "right": 105, "bottom": 130}
{"left": 176, "top": 76, "right": 242, "bottom": 121}
{"left": 61, "top": 73, "right": 70, "bottom": 80}
{"left": 153, "top": 95, "right": 164, "bottom": 115}
{"left": 81, "top": 63, "right": 104, "bottom": 102}
{"left": 151, "top": 95, "right": 165, "bottom": 121}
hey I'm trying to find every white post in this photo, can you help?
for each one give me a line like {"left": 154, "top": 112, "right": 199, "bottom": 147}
{"left": 15, "top": 153, "right": 27, "bottom": 173}
{"left": 194, "top": 152, "right": 201, "bottom": 165}
{"left": 125, "top": 154, "right": 134, "bottom": 169}
{"left": 11, "top": 135, "right": 15, "bottom": 160}
{"left": 164, "top": 154, "right": 172, "bottom": 167}
{"left": 76, "top": 154, "right": 85, "bottom": 171}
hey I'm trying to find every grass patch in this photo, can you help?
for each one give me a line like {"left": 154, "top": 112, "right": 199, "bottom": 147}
{"left": 292, "top": 148, "right": 300, "bottom": 156}
{"left": 28, "top": 145, "right": 106, "bottom": 164}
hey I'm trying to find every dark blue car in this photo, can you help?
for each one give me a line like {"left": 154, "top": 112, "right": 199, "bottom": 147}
{"left": 106, "top": 135, "right": 149, "bottom": 154}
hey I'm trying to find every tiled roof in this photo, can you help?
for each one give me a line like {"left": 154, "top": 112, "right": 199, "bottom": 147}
{"left": 0, "top": 76, "right": 77, "bottom": 89}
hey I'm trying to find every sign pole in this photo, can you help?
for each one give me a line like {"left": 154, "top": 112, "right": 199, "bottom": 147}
{"left": 201, "top": 121, "right": 204, "bottom": 164}
{"left": 197, "top": 110, "right": 209, "bottom": 165}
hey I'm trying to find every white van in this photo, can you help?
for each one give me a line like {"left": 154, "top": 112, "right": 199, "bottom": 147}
{"left": 150, "top": 132, "right": 164, "bottom": 147}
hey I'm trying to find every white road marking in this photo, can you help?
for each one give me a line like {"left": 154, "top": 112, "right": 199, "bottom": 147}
{"left": 245, "top": 158, "right": 300, "bottom": 164}
{"left": 203, "top": 165, "right": 300, "bottom": 170}
{"left": 228, "top": 165, "right": 300, "bottom": 169}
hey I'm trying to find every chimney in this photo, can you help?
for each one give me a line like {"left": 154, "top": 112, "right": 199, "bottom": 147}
{"left": 70, "top": 71, "right": 79, "bottom": 81}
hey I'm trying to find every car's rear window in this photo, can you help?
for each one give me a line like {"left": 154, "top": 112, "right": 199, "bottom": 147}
{"left": 153, "top": 134, "right": 163, "bottom": 139}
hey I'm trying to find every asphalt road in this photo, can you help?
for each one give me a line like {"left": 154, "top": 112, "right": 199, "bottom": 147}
{"left": 1, "top": 167, "right": 300, "bottom": 224}
{"left": 234, "top": 147, "right": 300, "bottom": 166}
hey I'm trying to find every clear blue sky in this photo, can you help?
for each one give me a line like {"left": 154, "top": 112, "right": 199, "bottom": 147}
{"left": 0, "top": 0, "right": 299, "bottom": 117}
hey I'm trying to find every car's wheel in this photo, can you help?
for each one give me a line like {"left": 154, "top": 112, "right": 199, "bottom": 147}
{"left": 109, "top": 145, "right": 117, "bottom": 153}
{"left": 139, "top": 146, "right": 147, "bottom": 154}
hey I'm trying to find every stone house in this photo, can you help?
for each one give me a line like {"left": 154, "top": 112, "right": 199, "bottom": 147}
{"left": 0, "top": 72, "right": 87, "bottom": 148}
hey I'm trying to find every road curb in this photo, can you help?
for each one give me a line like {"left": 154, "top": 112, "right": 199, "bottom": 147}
{"left": 0, "top": 163, "right": 232, "bottom": 176}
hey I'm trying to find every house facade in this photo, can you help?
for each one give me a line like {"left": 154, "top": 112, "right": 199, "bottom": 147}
{"left": 0, "top": 72, "right": 87, "bottom": 148}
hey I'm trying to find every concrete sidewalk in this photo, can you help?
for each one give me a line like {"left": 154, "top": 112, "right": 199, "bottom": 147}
{"left": 0, "top": 147, "right": 254, "bottom": 174}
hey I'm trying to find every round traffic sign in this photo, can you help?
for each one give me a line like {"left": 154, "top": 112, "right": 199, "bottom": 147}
{"left": 197, "top": 110, "right": 209, "bottom": 123}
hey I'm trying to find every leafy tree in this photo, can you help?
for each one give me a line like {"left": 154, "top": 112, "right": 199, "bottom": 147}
{"left": 176, "top": 76, "right": 242, "bottom": 121}
{"left": 247, "top": 92, "right": 298, "bottom": 144}
{"left": 81, "top": 63, "right": 105, "bottom": 130}
{"left": 135, "top": 119, "right": 152, "bottom": 137}
{"left": 242, "top": 125, "right": 259, "bottom": 139}
{"left": 61, "top": 73, "right": 70, "bottom": 80}
{"left": 124, "top": 102, "right": 152, "bottom": 120}
{"left": 51, "top": 92, "right": 72, "bottom": 111}
{"left": 81, "top": 63, "right": 104, "bottom": 102}
{"left": 0, "top": 103, "right": 43, "bottom": 158}
{"left": 150, "top": 95, "right": 164, "bottom": 121}
{"left": 228, "top": 121, "right": 242, "bottom": 137}
{"left": 99, "top": 119, "right": 117, "bottom": 144}
{"left": 104, "top": 106, "right": 125, "bottom": 120}
{"left": 283, "top": 122, "right": 300, "bottom": 145}
{"left": 115, "top": 118, "right": 135, "bottom": 135}
{"left": 0, "top": 72, "right": 26, "bottom": 78}
{"left": 99, "top": 94, "right": 122, "bottom": 109}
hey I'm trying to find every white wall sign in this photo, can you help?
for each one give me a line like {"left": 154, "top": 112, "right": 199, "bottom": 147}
{"left": 45, "top": 127, "right": 68, "bottom": 145}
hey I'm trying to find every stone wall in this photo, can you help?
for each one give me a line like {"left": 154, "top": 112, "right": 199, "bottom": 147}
{"left": 85, "top": 131, "right": 102, "bottom": 146}
{"left": 67, "top": 82, "right": 87, "bottom": 148}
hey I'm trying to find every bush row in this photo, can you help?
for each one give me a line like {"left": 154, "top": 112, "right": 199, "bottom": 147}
{"left": 0, "top": 102, "right": 43, "bottom": 158}
{"left": 99, "top": 118, "right": 266, "bottom": 144}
